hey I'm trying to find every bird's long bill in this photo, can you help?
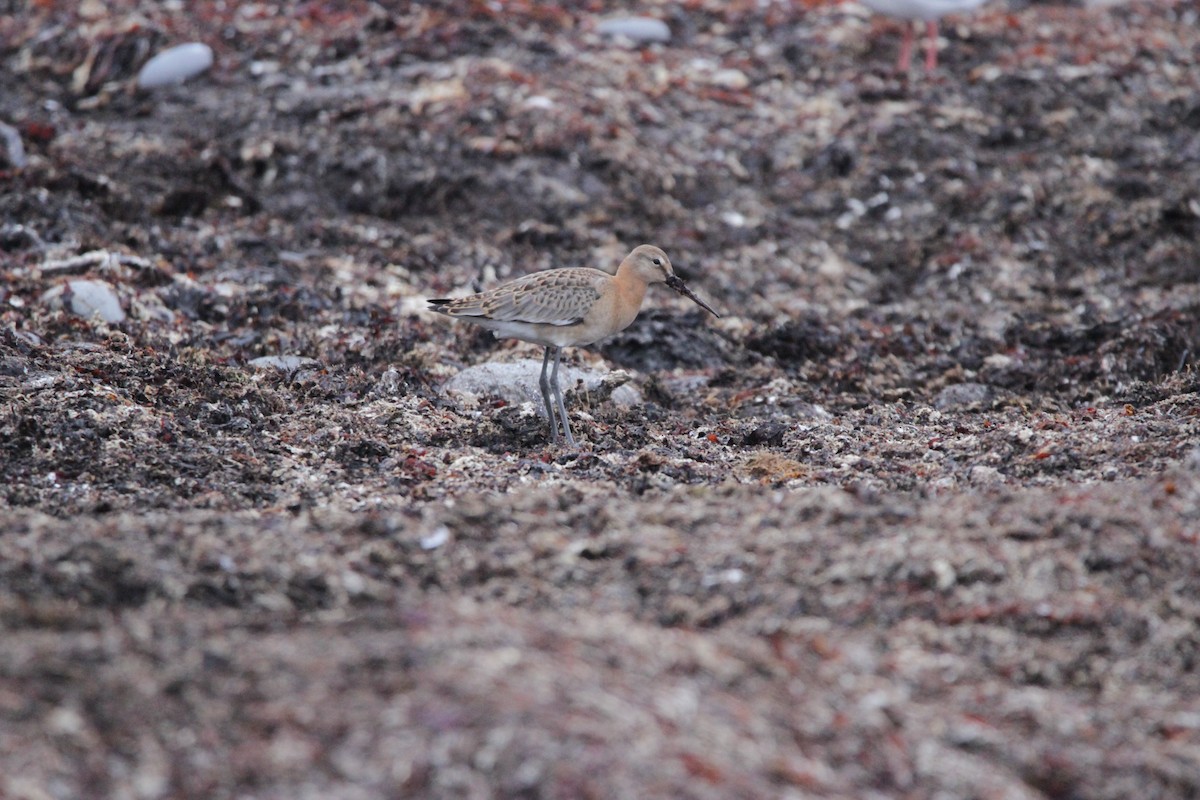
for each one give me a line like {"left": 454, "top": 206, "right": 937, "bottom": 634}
{"left": 666, "top": 274, "right": 720, "bottom": 318}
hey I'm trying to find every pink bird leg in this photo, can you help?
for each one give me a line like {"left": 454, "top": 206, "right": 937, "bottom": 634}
{"left": 924, "top": 20, "right": 939, "bottom": 70}
{"left": 897, "top": 23, "right": 915, "bottom": 71}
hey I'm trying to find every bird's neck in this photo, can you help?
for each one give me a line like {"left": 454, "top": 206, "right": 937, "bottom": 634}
{"left": 613, "top": 268, "right": 649, "bottom": 330}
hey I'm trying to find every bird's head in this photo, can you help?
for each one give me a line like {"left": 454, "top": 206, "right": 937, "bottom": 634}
{"left": 625, "top": 244, "right": 720, "bottom": 317}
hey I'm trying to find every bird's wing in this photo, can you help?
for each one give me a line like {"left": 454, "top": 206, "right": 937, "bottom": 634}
{"left": 441, "top": 269, "right": 603, "bottom": 327}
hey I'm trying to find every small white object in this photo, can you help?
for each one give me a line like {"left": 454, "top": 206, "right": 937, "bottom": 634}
{"left": 710, "top": 68, "right": 749, "bottom": 90}
{"left": 137, "top": 43, "right": 214, "bottom": 89}
{"left": 930, "top": 559, "right": 956, "bottom": 591}
{"left": 342, "top": 570, "right": 367, "bottom": 595}
{"left": 246, "top": 355, "right": 320, "bottom": 372}
{"left": 0, "top": 122, "right": 27, "bottom": 169}
{"left": 597, "top": 17, "right": 671, "bottom": 43}
{"left": 703, "top": 568, "right": 745, "bottom": 587}
{"left": 420, "top": 526, "right": 450, "bottom": 550}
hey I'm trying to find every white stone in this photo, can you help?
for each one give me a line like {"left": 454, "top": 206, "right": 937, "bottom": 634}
{"left": 246, "top": 355, "right": 320, "bottom": 372}
{"left": 420, "top": 526, "right": 450, "bottom": 550}
{"left": 137, "top": 43, "right": 214, "bottom": 89}
{"left": 710, "top": 68, "right": 749, "bottom": 90}
{"left": 442, "top": 359, "right": 641, "bottom": 417}
{"left": 597, "top": 17, "right": 671, "bottom": 43}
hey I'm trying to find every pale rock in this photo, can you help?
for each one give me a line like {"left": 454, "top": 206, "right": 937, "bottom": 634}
{"left": 137, "top": 43, "right": 214, "bottom": 89}
{"left": 597, "top": 17, "right": 671, "bottom": 44}
{"left": 42, "top": 279, "right": 125, "bottom": 323}
{"left": 442, "top": 359, "right": 641, "bottom": 418}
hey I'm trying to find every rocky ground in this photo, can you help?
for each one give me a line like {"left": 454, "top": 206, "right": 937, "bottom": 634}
{"left": 2, "top": 0, "right": 1200, "bottom": 797}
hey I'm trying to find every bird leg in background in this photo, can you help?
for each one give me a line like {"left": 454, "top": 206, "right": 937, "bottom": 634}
{"left": 925, "top": 20, "right": 939, "bottom": 71}
{"left": 539, "top": 346, "right": 560, "bottom": 443}
{"left": 550, "top": 347, "right": 577, "bottom": 448}
{"left": 897, "top": 23, "right": 915, "bottom": 72}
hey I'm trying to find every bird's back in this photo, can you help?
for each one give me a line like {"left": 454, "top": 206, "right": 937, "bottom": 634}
{"left": 429, "top": 268, "right": 606, "bottom": 326}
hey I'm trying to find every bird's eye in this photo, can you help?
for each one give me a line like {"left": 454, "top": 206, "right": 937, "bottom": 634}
{"left": 652, "top": 258, "right": 662, "bottom": 266}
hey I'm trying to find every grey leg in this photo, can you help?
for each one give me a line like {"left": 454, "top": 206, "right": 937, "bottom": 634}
{"left": 539, "top": 346, "right": 559, "bottom": 443}
{"left": 550, "top": 347, "right": 577, "bottom": 448}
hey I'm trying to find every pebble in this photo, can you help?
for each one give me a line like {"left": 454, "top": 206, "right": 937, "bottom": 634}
{"left": 709, "top": 68, "right": 750, "bottom": 90}
{"left": 968, "top": 465, "right": 1006, "bottom": 486}
{"left": 934, "top": 382, "right": 994, "bottom": 410}
{"left": 137, "top": 43, "right": 214, "bottom": 89}
{"left": 930, "top": 559, "right": 957, "bottom": 591}
{"left": 246, "top": 355, "right": 320, "bottom": 372}
{"left": 983, "top": 353, "right": 1014, "bottom": 369}
{"left": 420, "top": 526, "right": 450, "bottom": 551}
{"left": 442, "top": 359, "right": 642, "bottom": 417}
{"left": 0, "top": 122, "right": 27, "bottom": 169}
{"left": 596, "top": 17, "right": 671, "bottom": 44}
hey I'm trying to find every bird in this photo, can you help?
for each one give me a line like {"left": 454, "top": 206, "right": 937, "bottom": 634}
{"left": 860, "top": 0, "right": 990, "bottom": 73}
{"left": 428, "top": 244, "right": 719, "bottom": 448}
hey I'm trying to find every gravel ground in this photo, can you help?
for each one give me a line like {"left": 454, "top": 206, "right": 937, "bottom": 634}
{"left": 2, "top": 1, "right": 1200, "bottom": 797}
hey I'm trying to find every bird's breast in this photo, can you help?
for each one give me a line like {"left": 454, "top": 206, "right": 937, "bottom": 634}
{"left": 608, "top": 279, "right": 649, "bottom": 335}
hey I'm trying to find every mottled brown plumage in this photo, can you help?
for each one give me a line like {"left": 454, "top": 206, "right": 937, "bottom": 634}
{"left": 429, "top": 244, "right": 718, "bottom": 447}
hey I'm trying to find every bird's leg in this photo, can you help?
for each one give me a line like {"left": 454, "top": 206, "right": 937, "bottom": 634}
{"left": 924, "top": 20, "right": 939, "bottom": 71}
{"left": 539, "top": 346, "right": 559, "bottom": 443}
{"left": 897, "top": 22, "right": 915, "bottom": 72}
{"left": 550, "top": 347, "right": 577, "bottom": 448}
